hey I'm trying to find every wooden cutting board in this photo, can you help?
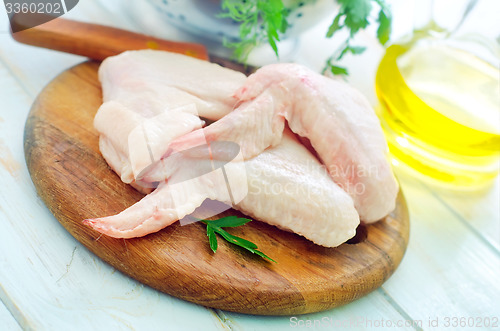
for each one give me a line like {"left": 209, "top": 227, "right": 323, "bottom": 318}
{"left": 24, "top": 61, "right": 409, "bottom": 315}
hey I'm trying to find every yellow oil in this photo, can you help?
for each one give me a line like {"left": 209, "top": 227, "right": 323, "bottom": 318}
{"left": 375, "top": 42, "right": 500, "bottom": 187}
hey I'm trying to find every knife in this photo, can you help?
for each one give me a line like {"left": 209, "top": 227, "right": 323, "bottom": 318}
{"left": 10, "top": 13, "right": 256, "bottom": 75}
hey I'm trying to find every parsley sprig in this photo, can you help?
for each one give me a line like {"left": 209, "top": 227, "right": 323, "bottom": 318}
{"left": 324, "top": 0, "right": 392, "bottom": 75}
{"left": 200, "top": 216, "right": 276, "bottom": 263}
{"left": 219, "top": 0, "right": 289, "bottom": 62}
{"left": 219, "top": 0, "right": 392, "bottom": 76}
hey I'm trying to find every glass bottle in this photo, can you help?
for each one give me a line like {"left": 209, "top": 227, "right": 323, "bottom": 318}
{"left": 375, "top": 0, "right": 500, "bottom": 188}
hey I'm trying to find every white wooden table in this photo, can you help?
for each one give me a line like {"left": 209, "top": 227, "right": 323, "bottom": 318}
{"left": 0, "top": 1, "right": 498, "bottom": 330}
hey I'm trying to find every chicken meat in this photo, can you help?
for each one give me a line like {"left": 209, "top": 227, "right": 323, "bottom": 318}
{"left": 166, "top": 63, "right": 399, "bottom": 222}
{"left": 94, "top": 50, "right": 247, "bottom": 186}
{"left": 86, "top": 50, "right": 397, "bottom": 247}
{"left": 85, "top": 129, "right": 360, "bottom": 247}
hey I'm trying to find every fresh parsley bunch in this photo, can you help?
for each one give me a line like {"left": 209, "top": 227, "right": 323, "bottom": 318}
{"left": 220, "top": 0, "right": 392, "bottom": 75}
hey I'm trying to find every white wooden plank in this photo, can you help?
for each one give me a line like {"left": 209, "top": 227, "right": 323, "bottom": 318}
{"left": 0, "top": 60, "right": 227, "bottom": 330}
{"left": 379, "top": 174, "right": 500, "bottom": 325}
{"left": 423, "top": 177, "right": 500, "bottom": 251}
{"left": 0, "top": 300, "right": 21, "bottom": 331}
{"left": 218, "top": 288, "right": 420, "bottom": 331}
{"left": 0, "top": 5, "right": 84, "bottom": 98}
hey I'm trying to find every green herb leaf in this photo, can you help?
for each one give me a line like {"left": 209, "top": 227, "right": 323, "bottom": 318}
{"left": 347, "top": 45, "right": 367, "bottom": 55}
{"left": 324, "top": 0, "right": 391, "bottom": 75}
{"left": 201, "top": 216, "right": 276, "bottom": 263}
{"left": 207, "top": 226, "right": 218, "bottom": 253}
{"left": 252, "top": 250, "right": 277, "bottom": 263}
{"left": 330, "top": 65, "right": 349, "bottom": 76}
{"left": 326, "top": 13, "right": 343, "bottom": 38}
{"left": 337, "top": 45, "right": 367, "bottom": 60}
{"left": 216, "top": 228, "right": 259, "bottom": 250}
{"left": 376, "top": 5, "right": 391, "bottom": 45}
{"left": 338, "top": 0, "right": 372, "bottom": 35}
{"left": 220, "top": 0, "right": 289, "bottom": 62}
{"left": 218, "top": 228, "right": 276, "bottom": 263}
{"left": 206, "top": 215, "right": 252, "bottom": 228}
{"left": 220, "top": 0, "right": 391, "bottom": 76}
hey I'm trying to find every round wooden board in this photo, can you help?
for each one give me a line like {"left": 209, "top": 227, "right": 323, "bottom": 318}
{"left": 24, "top": 61, "right": 409, "bottom": 315}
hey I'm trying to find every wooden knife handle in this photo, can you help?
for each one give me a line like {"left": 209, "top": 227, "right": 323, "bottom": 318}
{"left": 10, "top": 14, "right": 209, "bottom": 61}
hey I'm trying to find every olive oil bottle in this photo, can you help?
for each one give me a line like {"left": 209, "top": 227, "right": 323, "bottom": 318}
{"left": 375, "top": 40, "right": 499, "bottom": 187}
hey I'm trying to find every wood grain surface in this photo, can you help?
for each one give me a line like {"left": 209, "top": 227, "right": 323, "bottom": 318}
{"left": 24, "top": 61, "right": 409, "bottom": 315}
